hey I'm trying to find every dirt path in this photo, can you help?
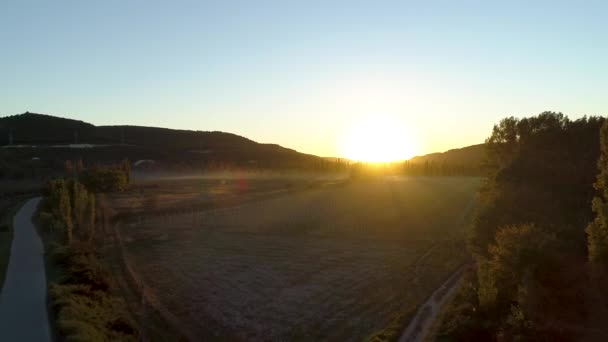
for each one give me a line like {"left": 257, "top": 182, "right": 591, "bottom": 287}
{"left": 0, "top": 197, "right": 51, "bottom": 341}
{"left": 398, "top": 265, "right": 467, "bottom": 342}
{"left": 398, "top": 196, "right": 476, "bottom": 341}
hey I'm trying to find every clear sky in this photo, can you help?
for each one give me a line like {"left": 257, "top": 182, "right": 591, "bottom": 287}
{"left": 1, "top": 1, "right": 607, "bottom": 157}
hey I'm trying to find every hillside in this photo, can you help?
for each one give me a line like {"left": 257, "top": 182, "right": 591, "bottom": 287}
{"left": 408, "top": 144, "right": 485, "bottom": 166}
{"left": 399, "top": 144, "right": 486, "bottom": 176}
{"left": 0, "top": 112, "right": 325, "bottom": 171}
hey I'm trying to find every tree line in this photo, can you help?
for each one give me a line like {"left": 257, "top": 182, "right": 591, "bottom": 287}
{"left": 439, "top": 112, "right": 608, "bottom": 340}
{"left": 402, "top": 160, "right": 481, "bottom": 176}
{"left": 38, "top": 159, "right": 138, "bottom": 340}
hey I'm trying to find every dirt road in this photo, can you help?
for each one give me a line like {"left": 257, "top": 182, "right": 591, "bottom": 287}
{"left": 0, "top": 197, "right": 51, "bottom": 341}
{"left": 398, "top": 265, "right": 467, "bottom": 342}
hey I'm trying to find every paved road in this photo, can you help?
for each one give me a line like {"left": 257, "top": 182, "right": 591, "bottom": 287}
{"left": 0, "top": 197, "right": 51, "bottom": 341}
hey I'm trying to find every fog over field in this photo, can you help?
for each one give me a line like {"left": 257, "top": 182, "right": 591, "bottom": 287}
{"left": 109, "top": 176, "right": 479, "bottom": 340}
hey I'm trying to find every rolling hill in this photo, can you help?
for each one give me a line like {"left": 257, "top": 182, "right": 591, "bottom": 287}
{"left": 0, "top": 112, "right": 484, "bottom": 176}
{"left": 408, "top": 144, "right": 486, "bottom": 166}
{"left": 0, "top": 112, "right": 326, "bottom": 170}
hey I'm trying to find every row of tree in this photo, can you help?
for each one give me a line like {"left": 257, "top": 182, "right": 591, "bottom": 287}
{"left": 442, "top": 112, "right": 608, "bottom": 340}
{"left": 402, "top": 160, "right": 481, "bottom": 176}
{"left": 63, "top": 158, "right": 130, "bottom": 192}
{"left": 42, "top": 179, "right": 96, "bottom": 244}
{"left": 39, "top": 165, "right": 138, "bottom": 340}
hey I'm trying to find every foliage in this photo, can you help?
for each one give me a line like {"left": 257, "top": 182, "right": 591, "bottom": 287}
{"left": 469, "top": 113, "right": 603, "bottom": 258}
{"left": 39, "top": 182, "right": 138, "bottom": 341}
{"left": 49, "top": 281, "right": 138, "bottom": 342}
{"left": 478, "top": 224, "right": 554, "bottom": 314}
{"left": 443, "top": 112, "right": 605, "bottom": 340}
{"left": 1, "top": 112, "right": 347, "bottom": 173}
{"left": 587, "top": 121, "right": 608, "bottom": 266}
{"left": 80, "top": 168, "right": 128, "bottom": 193}
{"left": 43, "top": 179, "right": 96, "bottom": 244}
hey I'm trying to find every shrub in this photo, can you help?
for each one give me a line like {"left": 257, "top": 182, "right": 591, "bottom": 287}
{"left": 49, "top": 283, "right": 138, "bottom": 342}
{"left": 80, "top": 168, "right": 127, "bottom": 193}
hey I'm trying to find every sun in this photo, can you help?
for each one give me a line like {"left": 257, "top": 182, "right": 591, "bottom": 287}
{"left": 338, "top": 116, "right": 418, "bottom": 163}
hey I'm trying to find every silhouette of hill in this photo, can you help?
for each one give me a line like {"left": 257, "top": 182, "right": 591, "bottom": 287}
{"left": 0, "top": 112, "right": 324, "bottom": 170}
{"left": 403, "top": 144, "right": 485, "bottom": 176}
{"left": 409, "top": 144, "right": 485, "bottom": 166}
{"left": 0, "top": 112, "right": 483, "bottom": 175}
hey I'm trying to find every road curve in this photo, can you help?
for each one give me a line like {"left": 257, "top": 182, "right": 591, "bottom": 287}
{"left": 0, "top": 197, "right": 51, "bottom": 341}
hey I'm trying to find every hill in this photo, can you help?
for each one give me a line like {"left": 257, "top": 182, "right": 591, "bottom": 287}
{"left": 0, "top": 112, "right": 330, "bottom": 172}
{"left": 408, "top": 144, "right": 485, "bottom": 166}
{"left": 402, "top": 144, "right": 485, "bottom": 176}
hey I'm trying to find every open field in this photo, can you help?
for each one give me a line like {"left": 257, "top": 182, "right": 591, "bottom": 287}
{"left": 110, "top": 174, "right": 347, "bottom": 218}
{"left": 109, "top": 176, "right": 480, "bottom": 341}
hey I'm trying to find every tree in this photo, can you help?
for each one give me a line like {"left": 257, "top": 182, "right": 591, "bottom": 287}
{"left": 58, "top": 185, "right": 73, "bottom": 244}
{"left": 587, "top": 121, "right": 608, "bottom": 266}
{"left": 120, "top": 159, "right": 131, "bottom": 183}
{"left": 456, "top": 112, "right": 604, "bottom": 339}
{"left": 86, "top": 194, "right": 96, "bottom": 242}
{"left": 479, "top": 224, "right": 552, "bottom": 309}
{"left": 69, "top": 179, "right": 90, "bottom": 236}
{"left": 80, "top": 168, "right": 128, "bottom": 193}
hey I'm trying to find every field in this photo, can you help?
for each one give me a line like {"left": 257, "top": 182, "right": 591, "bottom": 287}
{"left": 109, "top": 176, "right": 480, "bottom": 341}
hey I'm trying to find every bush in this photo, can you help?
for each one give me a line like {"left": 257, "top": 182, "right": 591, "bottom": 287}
{"left": 63, "top": 252, "right": 111, "bottom": 292}
{"left": 49, "top": 283, "right": 138, "bottom": 342}
{"left": 80, "top": 168, "right": 128, "bottom": 193}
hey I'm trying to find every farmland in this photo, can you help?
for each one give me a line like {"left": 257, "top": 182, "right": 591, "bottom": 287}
{"left": 108, "top": 176, "right": 480, "bottom": 341}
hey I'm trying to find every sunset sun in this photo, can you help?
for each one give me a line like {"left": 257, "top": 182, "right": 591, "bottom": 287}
{"left": 339, "top": 116, "right": 418, "bottom": 162}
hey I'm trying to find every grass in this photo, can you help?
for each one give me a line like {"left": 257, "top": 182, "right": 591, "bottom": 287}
{"left": 108, "top": 176, "right": 480, "bottom": 340}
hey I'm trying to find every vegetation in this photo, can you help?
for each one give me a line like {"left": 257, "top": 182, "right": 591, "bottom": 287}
{"left": 38, "top": 178, "right": 138, "bottom": 341}
{"left": 438, "top": 112, "right": 608, "bottom": 340}
{"left": 0, "top": 112, "right": 348, "bottom": 173}
{"left": 404, "top": 143, "right": 485, "bottom": 176}
{"left": 587, "top": 121, "right": 608, "bottom": 266}
{"left": 80, "top": 168, "right": 128, "bottom": 193}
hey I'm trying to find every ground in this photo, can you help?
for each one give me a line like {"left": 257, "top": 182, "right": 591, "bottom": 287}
{"left": 106, "top": 175, "right": 480, "bottom": 341}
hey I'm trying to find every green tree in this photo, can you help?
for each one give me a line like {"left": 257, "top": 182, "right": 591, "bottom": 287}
{"left": 86, "top": 194, "right": 96, "bottom": 242}
{"left": 58, "top": 185, "right": 73, "bottom": 244}
{"left": 80, "top": 168, "right": 128, "bottom": 193}
{"left": 120, "top": 158, "right": 131, "bottom": 183}
{"left": 587, "top": 121, "right": 608, "bottom": 265}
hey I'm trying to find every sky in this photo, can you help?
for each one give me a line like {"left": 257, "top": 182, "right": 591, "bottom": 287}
{"left": 1, "top": 0, "right": 607, "bottom": 157}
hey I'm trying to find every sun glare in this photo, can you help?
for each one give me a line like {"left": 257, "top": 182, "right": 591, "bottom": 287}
{"left": 338, "top": 116, "right": 418, "bottom": 163}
